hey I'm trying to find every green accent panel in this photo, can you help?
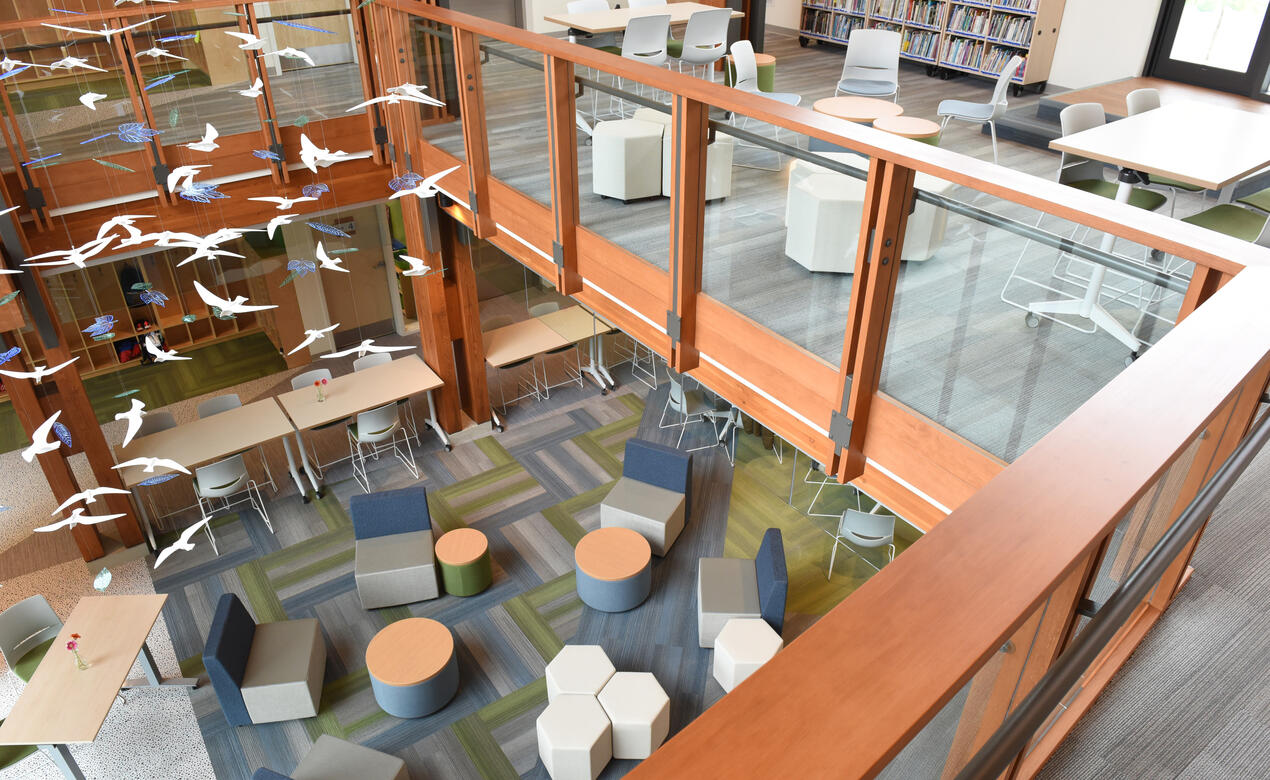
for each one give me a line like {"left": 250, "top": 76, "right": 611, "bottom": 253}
{"left": 387, "top": 199, "right": 406, "bottom": 246}
{"left": 313, "top": 492, "right": 352, "bottom": 531}
{"left": 270, "top": 548, "right": 355, "bottom": 591}
{"left": 542, "top": 504, "right": 587, "bottom": 548}
{"left": 523, "top": 571, "right": 578, "bottom": 610}
{"left": 1065, "top": 179, "right": 1168, "bottom": 211}
{"left": 571, "top": 431, "right": 623, "bottom": 479}
{"left": 452, "top": 713, "right": 519, "bottom": 780}
{"left": 1183, "top": 204, "right": 1269, "bottom": 242}
{"left": 260, "top": 527, "right": 354, "bottom": 572}
{"left": 236, "top": 560, "right": 288, "bottom": 622}
{"left": 179, "top": 654, "right": 205, "bottom": 679}
{"left": 475, "top": 436, "right": 516, "bottom": 467}
{"left": 724, "top": 59, "right": 775, "bottom": 92}
{"left": 13, "top": 639, "right": 55, "bottom": 682}
{"left": 376, "top": 605, "right": 413, "bottom": 625}
{"left": 478, "top": 677, "right": 548, "bottom": 729}
{"left": 426, "top": 493, "right": 466, "bottom": 534}
{"left": 541, "top": 597, "right": 583, "bottom": 622}
{"left": 502, "top": 595, "right": 563, "bottom": 662}
{"left": 616, "top": 394, "right": 646, "bottom": 415}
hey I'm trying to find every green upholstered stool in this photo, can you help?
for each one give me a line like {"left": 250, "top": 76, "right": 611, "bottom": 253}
{"left": 1065, "top": 179, "right": 1168, "bottom": 211}
{"left": 13, "top": 638, "right": 55, "bottom": 683}
{"left": 873, "top": 115, "right": 942, "bottom": 146}
{"left": 1181, "top": 204, "right": 1269, "bottom": 242}
{"left": 1237, "top": 186, "right": 1270, "bottom": 213}
{"left": 0, "top": 720, "right": 36, "bottom": 771}
{"left": 435, "top": 528, "right": 492, "bottom": 597}
{"left": 724, "top": 52, "right": 775, "bottom": 92}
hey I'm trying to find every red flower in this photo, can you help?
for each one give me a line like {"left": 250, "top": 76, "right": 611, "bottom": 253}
{"left": 314, "top": 380, "right": 320, "bottom": 387}
{"left": 66, "top": 640, "right": 78, "bottom": 651}
{"left": 71, "top": 633, "right": 80, "bottom": 640}
{"left": 320, "top": 378, "right": 328, "bottom": 385}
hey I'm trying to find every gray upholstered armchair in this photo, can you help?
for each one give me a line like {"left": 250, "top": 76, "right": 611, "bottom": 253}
{"left": 351, "top": 485, "right": 439, "bottom": 610}
{"left": 696, "top": 528, "right": 788, "bottom": 648}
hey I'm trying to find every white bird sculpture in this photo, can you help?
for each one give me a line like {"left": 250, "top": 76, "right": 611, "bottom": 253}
{"left": 346, "top": 88, "right": 445, "bottom": 113}
{"left": 315, "top": 243, "right": 348, "bottom": 273}
{"left": 0, "top": 205, "right": 19, "bottom": 218}
{"left": 225, "top": 31, "right": 266, "bottom": 50}
{"left": 398, "top": 255, "right": 434, "bottom": 277}
{"left": 52, "top": 487, "right": 132, "bottom": 517}
{"left": 262, "top": 47, "right": 315, "bottom": 67}
{"left": 266, "top": 213, "right": 295, "bottom": 239}
{"left": 49, "top": 57, "right": 108, "bottom": 73}
{"left": 153, "top": 517, "right": 210, "bottom": 569}
{"left": 0, "top": 57, "right": 48, "bottom": 73}
{"left": 166, "top": 164, "right": 210, "bottom": 194}
{"left": 247, "top": 195, "right": 317, "bottom": 211}
{"left": 0, "top": 356, "right": 80, "bottom": 385}
{"left": 237, "top": 78, "right": 264, "bottom": 98}
{"left": 144, "top": 334, "right": 191, "bottom": 362}
{"left": 321, "top": 339, "right": 414, "bottom": 359}
{"left": 96, "top": 214, "right": 155, "bottom": 244}
{"left": 113, "top": 456, "right": 191, "bottom": 474}
{"left": 193, "top": 280, "right": 278, "bottom": 315}
{"left": 389, "top": 166, "right": 460, "bottom": 201}
{"left": 114, "top": 398, "right": 147, "bottom": 447}
{"left": 22, "top": 410, "right": 64, "bottom": 463}
{"left": 169, "top": 228, "right": 251, "bottom": 267}
{"left": 35, "top": 508, "right": 128, "bottom": 534}
{"left": 185, "top": 123, "right": 219, "bottom": 153}
{"left": 79, "top": 91, "right": 108, "bottom": 110}
{"left": 287, "top": 323, "right": 340, "bottom": 356}
{"left": 43, "top": 16, "right": 164, "bottom": 40}
{"left": 22, "top": 235, "right": 115, "bottom": 269}
{"left": 135, "top": 47, "right": 187, "bottom": 61}
{"left": 298, "top": 133, "right": 372, "bottom": 174}
{"left": 387, "top": 83, "right": 436, "bottom": 101}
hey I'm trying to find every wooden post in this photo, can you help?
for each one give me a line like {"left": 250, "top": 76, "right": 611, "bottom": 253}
{"left": 453, "top": 29, "right": 495, "bottom": 238}
{"left": 545, "top": 56, "right": 581, "bottom": 296}
{"left": 668, "top": 95, "right": 708, "bottom": 373}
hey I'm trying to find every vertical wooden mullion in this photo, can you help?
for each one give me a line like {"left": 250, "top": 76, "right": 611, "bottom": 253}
{"left": 349, "top": 0, "right": 385, "bottom": 166}
{"left": 246, "top": 4, "right": 289, "bottom": 185}
{"left": 0, "top": 90, "right": 47, "bottom": 230}
{"left": 114, "top": 23, "right": 172, "bottom": 206}
{"left": 545, "top": 55, "right": 580, "bottom": 295}
{"left": 1177, "top": 265, "right": 1229, "bottom": 323}
{"left": 668, "top": 95, "right": 707, "bottom": 373}
{"left": 453, "top": 28, "right": 495, "bottom": 238}
{"left": 442, "top": 218, "right": 492, "bottom": 425}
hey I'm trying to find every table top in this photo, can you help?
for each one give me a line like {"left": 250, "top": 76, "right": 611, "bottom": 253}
{"left": 544, "top": 2, "right": 743, "bottom": 34}
{"left": 537, "top": 305, "right": 614, "bottom": 344}
{"left": 116, "top": 399, "right": 293, "bottom": 486}
{"left": 435, "top": 528, "right": 488, "bottom": 566}
{"left": 575, "top": 527, "right": 651, "bottom": 581}
{"left": 872, "top": 115, "right": 941, "bottom": 139}
{"left": 277, "top": 354, "right": 442, "bottom": 431}
{"left": 812, "top": 96, "right": 904, "bottom": 123}
{"left": 1049, "top": 101, "right": 1270, "bottom": 191}
{"left": 483, "top": 317, "right": 570, "bottom": 368}
{"left": 365, "top": 618, "right": 454, "bottom": 687}
{"left": 0, "top": 594, "right": 166, "bottom": 746}
{"left": 726, "top": 52, "right": 775, "bottom": 66}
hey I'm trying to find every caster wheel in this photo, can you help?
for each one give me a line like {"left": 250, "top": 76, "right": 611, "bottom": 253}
{"left": 1025, "top": 313, "right": 1040, "bottom": 328}
{"left": 495, "top": 424, "right": 505, "bottom": 433}
{"left": 601, "top": 388, "right": 609, "bottom": 395}
{"left": 1125, "top": 351, "right": 1139, "bottom": 367}
{"left": 445, "top": 444, "right": 453, "bottom": 452}
{"left": 798, "top": 36, "right": 809, "bottom": 47}
{"left": 302, "top": 494, "right": 312, "bottom": 504}
{"left": 1034, "top": 81, "right": 1047, "bottom": 95}
{"left": 1010, "top": 84, "right": 1022, "bottom": 97}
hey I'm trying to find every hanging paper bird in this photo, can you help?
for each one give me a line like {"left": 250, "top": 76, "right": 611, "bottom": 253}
{"left": 83, "top": 315, "right": 117, "bottom": 338}
{"left": 139, "top": 289, "right": 169, "bottom": 307}
{"left": 301, "top": 183, "right": 329, "bottom": 199}
{"left": 0, "top": 347, "right": 20, "bottom": 364}
{"left": 252, "top": 149, "right": 282, "bottom": 161}
{"left": 388, "top": 172, "right": 424, "bottom": 191}
{"left": 307, "top": 222, "right": 351, "bottom": 238}
{"left": 287, "top": 259, "right": 317, "bottom": 277}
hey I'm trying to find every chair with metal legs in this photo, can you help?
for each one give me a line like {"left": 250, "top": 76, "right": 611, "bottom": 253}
{"left": 485, "top": 316, "right": 545, "bottom": 416}
{"left": 828, "top": 500, "right": 897, "bottom": 579}
{"left": 804, "top": 461, "right": 854, "bottom": 518}
{"left": 352, "top": 353, "right": 421, "bottom": 448}
{"left": 0, "top": 595, "right": 62, "bottom": 683}
{"left": 347, "top": 403, "right": 420, "bottom": 494}
{"left": 197, "top": 393, "right": 277, "bottom": 493}
{"left": 528, "top": 302, "right": 584, "bottom": 397}
{"left": 615, "top": 14, "right": 671, "bottom": 116}
{"left": 936, "top": 54, "right": 1023, "bottom": 165}
{"left": 834, "top": 29, "right": 900, "bottom": 100}
{"left": 193, "top": 454, "right": 273, "bottom": 555}
{"left": 289, "top": 369, "right": 352, "bottom": 480}
{"left": 668, "top": 8, "right": 732, "bottom": 80}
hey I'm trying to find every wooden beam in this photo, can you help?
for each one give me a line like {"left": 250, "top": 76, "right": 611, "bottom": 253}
{"left": 453, "top": 29, "right": 495, "bottom": 239}
{"left": 441, "top": 216, "right": 492, "bottom": 425}
{"left": 668, "top": 95, "right": 707, "bottom": 373}
{"left": 544, "top": 56, "right": 581, "bottom": 296}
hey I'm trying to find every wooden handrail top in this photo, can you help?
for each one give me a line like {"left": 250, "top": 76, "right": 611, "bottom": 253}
{"left": 631, "top": 265, "right": 1270, "bottom": 777}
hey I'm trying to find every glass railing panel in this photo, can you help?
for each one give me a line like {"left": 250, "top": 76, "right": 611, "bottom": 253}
{"left": 701, "top": 111, "right": 854, "bottom": 367}
{"left": 412, "top": 19, "right": 464, "bottom": 161}
{"left": 480, "top": 37, "right": 551, "bottom": 208}
{"left": 256, "top": 0, "right": 364, "bottom": 129}
{"left": 878, "top": 185, "right": 1192, "bottom": 462}
{"left": 574, "top": 59, "right": 670, "bottom": 270}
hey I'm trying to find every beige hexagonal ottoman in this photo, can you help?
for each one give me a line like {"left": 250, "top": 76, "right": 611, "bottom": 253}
{"left": 597, "top": 671, "right": 670, "bottom": 760}
{"left": 536, "top": 693, "right": 613, "bottom": 780}
{"left": 712, "top": 617, "right": 784, "bottom": 693}
{"left": 545, "top": 644, "right": 615, "bottom": 703}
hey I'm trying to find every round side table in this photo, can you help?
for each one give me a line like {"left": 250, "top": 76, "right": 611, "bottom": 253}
{"left": 724, "top": 52, "right": 776, "bottom": 92}
{"left": 812, "top": 96, "right": 904, "bottom": 125}
{"left": 575, "top": 527, "right": 652, "bottom": 613}
{"left": 366, "top": 617, "right": 459, "bottom": 718}
{"left": 873, "top": 115, "right": 942, "bottom": 145}
{"left": 436, "top": 527, "right": 492, "bottom": 596}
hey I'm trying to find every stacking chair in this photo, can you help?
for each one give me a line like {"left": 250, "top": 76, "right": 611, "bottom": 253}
{"left": 936, "top": 54, "right": 1024, "bottom": 165}
{"left": 194, "top": 454, "right": 273, "bottom": 555}
{"left": 353, "top": 353, "right": 421, "bottom": 448}
{"left": 1124, "top": 88, "right": 1206, "bottom": 214}
{"left": 834, "top": 29, "right": 900, "bottom": 100}
{"left": 616, "top": 14, "right": 671, "bottom": 114}
{"left": 0, "top": 722, "right": 38, "bottom": 774}
{"left": 728, "top": 39, "right": 801, "bottom": 170}
{"left": 347, "top": 403, "right": 420, "bottom": 494}
{"left": 0, "top": 595, "right": 62, "bottom": 682}
{"left": 1180, "top": 203, "right": 1270, "bottom": 247}
{"left": 290, "top": 369, "right": 350, "bottom": 480}
{"left": 136, "top": 410, "right": 177, "bottom": 437}
{"left": 828, "top": 506, "right": 897, "bottom": 578}
{"left": 528, "top": 301, "right": 584, "bottom": 397}
{"left": 566, "top": 0, "right": 618, "bottom": 52}
{"left": 804, "top": 461, "right": 854, "bottom": 519}
{"left": 197, "top": 393, "right": 276, "bottom": 492}
{"left": 485, "top": 315, "right": 543, "bottom": 416}
{"left": 668, "top": 8, "right": 732, "bottom": 80}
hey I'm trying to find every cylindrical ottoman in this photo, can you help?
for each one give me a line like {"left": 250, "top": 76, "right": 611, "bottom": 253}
{"left": 436, "top": 528, "right": 492, "bottom": 596}
{"left": 873, "top": 115, "right": 942, "bottom": 146}
{"left": 724, "top": 52, "right": 775, "bottom": 92}
{"left": 575, "top": 527, "right": 652, "bottom": 613}
{"left": 366, "top": 618, "right": 459, "bottom": 718}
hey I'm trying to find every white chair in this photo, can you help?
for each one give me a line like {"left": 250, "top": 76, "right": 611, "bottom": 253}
{"left": 669, "top": 8, "right": 732, "bottom": 80}
{"left": 197, "top": 393, "right": 276, "bottom": 493}
{"left": 936, "top": 54, "right": 1024, "bottom": 165}
{"left": 728, "top": 40, "right": 800, "bottom": 171}
{"left": 658, "top": 371, "right": 719, "bottom": 450}
{"left": 528, "top": 301, "right": 584, "bottom": 397}
{"left": 352, "top": 353, "right": 421, "bottom": 447}
{"left": 0, "top": 595, "right": 62, "bottom": 684}
{"left": 834, "top": 29, "right": 900, "bottom": 100}
{"left": 628, "top": 0, "right": 666, "bottom": 6}
{"left": 194, "top": 454, "right": 273, "bottom": 555}
{"left": 828, "top": 507, "right": 896, "bottom": 578}
{"left": 616, "top": 14, "right": 671, "bottom": 114}
{"left": 136, "top": 410, "right": 176, "bottom": 437}
{"left": 289, "top": 369, "right": 350, "bottom": 480}
{"left": 347, "top": 402, "right": 419, "bottom": 494}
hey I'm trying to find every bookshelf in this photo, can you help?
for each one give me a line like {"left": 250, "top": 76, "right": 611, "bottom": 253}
{"left": 799, "top": 0, "right": 1067, "bottom": 93}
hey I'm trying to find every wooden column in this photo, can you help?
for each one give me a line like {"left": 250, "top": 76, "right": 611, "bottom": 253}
{"left": 453, "top": 28, "right": 495, "bottom": 238}
{"left": 440, "top": 216, "right": 492, "bottom": 425}
{"left": 545, "top": 55, "right": 581, "bottom": 296}
{"left": 668, "top": 95, "right": 708, "bottom": 373}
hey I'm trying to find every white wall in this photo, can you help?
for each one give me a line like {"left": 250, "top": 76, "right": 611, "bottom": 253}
{"left": 767, "top": 0, "right": 801, "bottom": 30}
{"left": 1043, "top": 0, "right": 1162, "bottom": 88}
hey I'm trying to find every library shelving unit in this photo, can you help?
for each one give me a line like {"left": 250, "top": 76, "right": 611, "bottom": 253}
{"left": 798, "top": 0, "right": 1066, "bottom": 94}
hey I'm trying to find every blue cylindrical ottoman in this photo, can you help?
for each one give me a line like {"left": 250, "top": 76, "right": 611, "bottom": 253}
{"left": 575, "top": 527, "right": 652, "bottom": 612}
{"left": 366, "top": 618, "right": 459, "bottom": 718}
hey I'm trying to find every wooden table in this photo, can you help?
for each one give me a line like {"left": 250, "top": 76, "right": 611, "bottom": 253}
{"left": 812, "top": 96, "right": 904, "bottom": 124}
{"left": 482, "top": 318, "right": 571, "bottom": 430}
{"left": 116, "top": 398, "right": 303, "bottom": 546}
{"left": 872, "top": 115, "right": 941, "bottom": 141}
{"left": 0, "top": 594, "right": 197, "bottom": 779}
{"left": 277, "top": 354, "right": 449, "bottom": 485}
{"left": 544, "top": 2, "right": 743, "bottom": 35}
{"left": 537, "top": 305, "right": 618, "bottom": 392}
{"left": 1038, "top": 101, "right": 1270, "bottom": 353}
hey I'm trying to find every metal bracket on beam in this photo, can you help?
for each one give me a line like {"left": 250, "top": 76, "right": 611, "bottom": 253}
{"left": 666, "top": 312, "right": 681, "bottom": 341}
{"left": 152, "top": 163, "right": 171, "bottom": 190}
{"left": 373, "top": 125, "right": 389, "bottom": 146}
{"left": 829, "top": 409, "right": 853, "bottom": 449}
{"left": 552, "top": 241, "right": 565, "bottom": 268}
{"left": 387, "top": 142, "right": 397, "bottom": 163}
{"left": 1077, "top": 598, "right": 1100, "bottom": 618}
{"left": 420, "top": 197, "right": 442, "bottom": 255}
{"left": 468, "top": 190, "right": 479, "bottom": 214}
{"left": 456, "top": 222, "right": 473, "bottom": 246}
{"left": 22, "top": 187, "right": 45, "bottom": 212}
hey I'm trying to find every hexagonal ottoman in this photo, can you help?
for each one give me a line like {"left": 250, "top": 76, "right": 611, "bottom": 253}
{"left": 536, "top": 694, "right": 613, "bottom": 780}
{"left": 712, "top": 617, "right": 783, "bottom": 693}
{"left": 546, "top": 644, "right": 615, "bottom": 702}
{"left": 597, "top": 671, "right": 670, "bottom": 760}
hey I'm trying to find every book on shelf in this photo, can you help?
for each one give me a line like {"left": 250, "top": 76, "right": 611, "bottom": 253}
{"left": 981, "top": 45, "right": 1027, "bottom": 75}
{"left": 994, "top": 0, "right": 1038, "bottom": 12}
{"left": 947, "top": 5, "right": 989, "bottom": 34}
{"left": 987, "top": 13, "right": 1033, "bottom": 44}
{"left": 835, "top": 13, "right": 866, "bottom": 38}
{"left": 872, "top": 0, "right": 903, "bottom": 20}
{"left": 904, "top": 0, "right": 944, "bottom": 27}
{"left": 940, "top": 36, "right": 984, "bottom": 69}
{"left": 901, "top": 29, "right": 939, "bottom": 59}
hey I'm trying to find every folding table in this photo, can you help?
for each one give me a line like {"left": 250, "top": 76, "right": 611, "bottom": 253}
{"left": 537, "top": 305, "right": 618, "bottom": 392}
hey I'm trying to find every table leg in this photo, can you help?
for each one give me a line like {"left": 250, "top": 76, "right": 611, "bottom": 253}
{"left": 423, "top": 389, "right": 452, "bottom": 451}
{"left": 595, "top": 335, "right": 617, "bottom": 388}
{"left": 1218, "top": 182, "right": 1237, "bottom": 203}
{"left": 580, "top": 335, "right": 608, "bottom": 393}
{"left": 289, "top": 431, "right": 322, "bottom": 499}
{"left": 131, "top": 491, "right": 157, "bottom": 550}
{"left": 1025, "top": 176, "right": 1141, "bottom": 354}
{"left": 122, "top": 640, "right": 200, "bottom": 689}
{"left": 279, "top": 434, "right": 315, "bottom": 502}
{"left": 39, "top": 744, "right": 85, "bottom": 780}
